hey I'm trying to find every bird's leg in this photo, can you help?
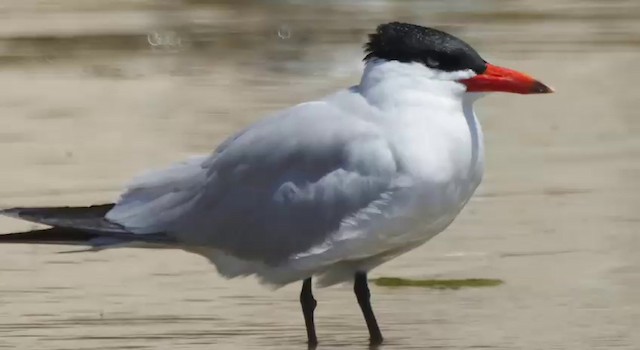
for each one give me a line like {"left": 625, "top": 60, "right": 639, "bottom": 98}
{"left": 300, "top": 277, "right": 318, "bottom": 347}
{"left": 354, "top": 272, "right": 383, "bottom": 346}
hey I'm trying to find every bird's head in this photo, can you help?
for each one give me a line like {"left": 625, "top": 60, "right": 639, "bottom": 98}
{"left": 364, "top": 22, "right": 554, "bottom": 95}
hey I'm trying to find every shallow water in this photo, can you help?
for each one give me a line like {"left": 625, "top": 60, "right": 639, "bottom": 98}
{"left": 0, "top": 0, "right": 639, "bottom": 349}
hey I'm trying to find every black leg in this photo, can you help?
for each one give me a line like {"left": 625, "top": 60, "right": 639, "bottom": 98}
{"left": 354, "top": 272, "right": 383, "bottom": 346}
{"left": 300, "top": 277, "right": 318, "bottom": 347}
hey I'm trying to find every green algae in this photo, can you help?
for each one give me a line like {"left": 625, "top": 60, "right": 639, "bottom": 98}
{"left": 371, "top": 277, "right": 504, "bottom": 290}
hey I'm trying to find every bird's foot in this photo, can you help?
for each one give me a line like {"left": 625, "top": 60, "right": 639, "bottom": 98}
{"left": 369, "top": 335, "right": 384, "bottom": 348}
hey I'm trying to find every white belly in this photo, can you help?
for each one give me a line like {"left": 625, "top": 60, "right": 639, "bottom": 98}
{"left": 376, "top": 169, "right": 484, "bottom": 250}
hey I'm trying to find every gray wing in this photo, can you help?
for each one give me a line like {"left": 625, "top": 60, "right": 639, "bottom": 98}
{"left": 106, "top": 99, "right": 399, "bottom": 264}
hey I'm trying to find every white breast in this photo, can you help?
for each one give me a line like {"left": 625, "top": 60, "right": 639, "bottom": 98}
{"left": 359, "top": 60, "right": 485, "bottom": 235}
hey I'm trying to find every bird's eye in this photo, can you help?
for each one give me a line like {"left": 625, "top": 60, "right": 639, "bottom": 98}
{"left": 424, "top": 57, "right": 440, "bottom": 68}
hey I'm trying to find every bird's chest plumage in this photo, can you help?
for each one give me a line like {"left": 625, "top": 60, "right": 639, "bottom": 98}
{"left": 382, "top": 101, "right": 485, "bottom": 237}
{"left": 356, "top": 62, "right": 485, "bottom": 241}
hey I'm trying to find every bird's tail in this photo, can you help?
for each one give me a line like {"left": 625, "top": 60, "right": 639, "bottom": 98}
{"left": 0, "top": 204, "right": 174, "bottom": 249}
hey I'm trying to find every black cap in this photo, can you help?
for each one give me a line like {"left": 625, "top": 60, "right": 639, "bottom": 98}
{"left": 365, "top": 22, "right": 487, "bottom": 74}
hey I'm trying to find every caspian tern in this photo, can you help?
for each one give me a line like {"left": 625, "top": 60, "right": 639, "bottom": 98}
{"left": 0, "top": 22, "right": 553, "bottom": 346}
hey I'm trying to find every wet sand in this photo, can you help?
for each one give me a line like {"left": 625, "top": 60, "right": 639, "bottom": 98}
{"left": 0, "top": 1, "right": 639, "bottom": 349}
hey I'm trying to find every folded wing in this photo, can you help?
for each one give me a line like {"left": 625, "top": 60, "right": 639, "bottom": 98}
{"left": 106, "top": 100, "right": 399, "bottom": 265}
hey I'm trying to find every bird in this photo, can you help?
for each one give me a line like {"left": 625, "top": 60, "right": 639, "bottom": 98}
{"left": 0, "top": 22, "right": 553, "bottom": 346}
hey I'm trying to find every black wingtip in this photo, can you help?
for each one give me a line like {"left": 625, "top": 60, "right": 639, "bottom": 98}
{"left": 0, "top": 227, "right": 96, "bottom": 244}
{"left": 0, "top": 204, "right": 121, "bottom": 233}
{"left": 0, "top": 207, "right": 22, "bottom": 219}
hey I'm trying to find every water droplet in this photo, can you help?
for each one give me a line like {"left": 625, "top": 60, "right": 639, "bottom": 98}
{"left": 277, "top": 25, "right": 291, "bottom": 40}
{"left": 147, "top": 31, "right": 182, "bottom": 48}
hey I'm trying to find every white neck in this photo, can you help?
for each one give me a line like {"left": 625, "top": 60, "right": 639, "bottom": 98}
{"left": 358, "top": 59, "right": 475, "bottom": 107}
{"left": 355, "top": 59, "right": 485, "bottom": 188}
